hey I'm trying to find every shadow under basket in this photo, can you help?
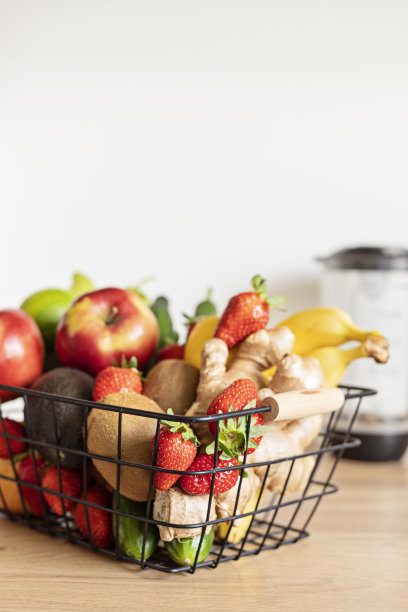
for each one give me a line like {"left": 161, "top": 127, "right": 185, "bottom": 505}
{"left": 0, "top": 383, "right": 374, "bottom": 574}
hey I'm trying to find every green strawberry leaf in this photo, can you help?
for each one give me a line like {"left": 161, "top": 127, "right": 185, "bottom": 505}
{"left": 251, "top": 275, "right": 268, "bottom": 299}
{"left": 218, "top": 439, "right": 235, "bottom": 458}
{"left": 267, "top": 295, "right": 287, "bottom": 311}
{"left": 160, "top": 408, "right": 198, "bottom": 446}
{"left": 242, "top": 399, "right": 257, "bottom": 411}
{"left": 251, "top": 275, "right": 286, "bottom": 311}
{"left": 128, "top": 356, "right": 139, "bottom": 369}
{"left": 247, "top": 440, "right": 259, "bottom": 450}
{"left": 219, "top": 451, "right": 234, "bottom": 461}
{"left": 112, "top": 355, "right": 139, "bottom": 370}
{"left": 206, "top": 442, "right": 215, "bottom": 455}
{"left": 248, "top": 425, "right": 271, "bottom": 436}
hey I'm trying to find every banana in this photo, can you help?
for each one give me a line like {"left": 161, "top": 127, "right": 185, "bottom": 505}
{"left": 278, "top": 307, "right": 382, "bottom": 355}
{"left": 184, "top": 315, "right": 237, "bottom": 369}
{"left": 217, "top": 489, "right": 264, "bottom": 544}
{"left": 306, "top": 335, "right": 389, "bottom": 387}
{"left": 184, "top": 315, "right": 219, "bottom": 369}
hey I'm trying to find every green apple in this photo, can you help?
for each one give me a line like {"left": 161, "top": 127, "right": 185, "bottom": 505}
{"left": 21, "top": 273, "right": 94, "bottom": 349}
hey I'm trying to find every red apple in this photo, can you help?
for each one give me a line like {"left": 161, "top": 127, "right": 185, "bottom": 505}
{"left": 0, "top": 310, "right": 45, "bottom": 402}
{"left": 55, "top": 288, "right": 159, "bottom": 375}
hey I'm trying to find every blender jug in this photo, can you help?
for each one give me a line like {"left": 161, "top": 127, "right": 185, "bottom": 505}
{"left": 318, "top": 246, "right": 408, "bottom": 461}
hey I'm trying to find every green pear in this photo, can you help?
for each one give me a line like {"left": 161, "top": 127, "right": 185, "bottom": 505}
{"left": 21, "top": 273, "right": 94, "bottom": 349}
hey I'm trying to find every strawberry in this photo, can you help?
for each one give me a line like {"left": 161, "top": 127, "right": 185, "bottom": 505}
{"left": 92, "top": 355, "right": 143, "bottom": 402}
{"left": 17, "top": 454, "right": 48, "bottom": 516}
{"left": 207, "top": 379, "right": 258, "bottom": 435}
{"left": 41, "top": 466, "right": 82, "bottom": 515}
{"left": 156, "top": 344, "right": 185, "bottom": 362}
{"left": 206, "top": 379, "right": 269, "bottom": 457}
{"left": 73, "top": 485, "right": 112, "bottom": 548}
{"left": 152, "top": 410, "right": 198, "bottom": 491}
{"left": 179, "top": 453, "right": 239, "bottom": 495}
{"left": 214, "top": 275, "right": 285, "bottom": 349}
{"left": 0, "top": 418, "right": 27, "bottom": 458}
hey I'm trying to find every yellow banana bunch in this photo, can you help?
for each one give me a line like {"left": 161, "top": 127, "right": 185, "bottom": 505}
{"left": 307, "top": 335, "right": 389, "bottom": 387}
{"left": 274, "top": 307, "right": 389, "bottom": 387}
{"left": 278, "top": 307, "right": 382, "bottom": 356}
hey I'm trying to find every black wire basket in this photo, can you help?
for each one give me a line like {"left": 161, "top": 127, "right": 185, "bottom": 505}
{"left": 0, "top": 383, "right": 374, "bottom": 574}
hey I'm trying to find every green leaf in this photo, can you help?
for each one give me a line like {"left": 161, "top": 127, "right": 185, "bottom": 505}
{"left": 250, "top": 274, "right": 286, "bottom": 311}
{"left": 242, "top": 399, "right": 257, "bottom": 411}
{"left": 150, "top": 296, "right": 177, "bottom": 349}
{"left": 159, "top": 409, "right": 198, "bottom": 446}
{"left": 251, "top": 275, "right": 267, "bottom": 298}
{"left": 267, "top": 295, "right": 287, "bottom": 311}
{"left": 128, "top": 356, "right": 138, "bottom": 369}
{"left": 163, "top": 331, "right": 180, "bottom": 345}
{"left": 205, "top": 442, "right": 215, "bottom": 455}
{"left": 219, "top": 451, "right": 233, "bottom": 461}
{"left": 194, "top": 289, "right": 217, "bottom": 317}
{"left": 249, "top": 425, "right": 271, "bottom": 436}
{"left": 183, "top": 289, "right": 217, "bottom": 327}
{"left": 218, "top": 440, "right": 235, "bottom": 458}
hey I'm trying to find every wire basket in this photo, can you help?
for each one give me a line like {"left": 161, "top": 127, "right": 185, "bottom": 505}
{"left": 0, "top": 383, "right": 374, "bottom": 573}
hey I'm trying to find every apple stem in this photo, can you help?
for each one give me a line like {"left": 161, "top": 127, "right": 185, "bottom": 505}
{"left": 106, "top": 306, "right": 119, "bottom": 325}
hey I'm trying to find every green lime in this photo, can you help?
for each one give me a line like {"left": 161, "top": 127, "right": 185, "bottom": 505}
{"left": 21, "top": 273, "right": 94, "bottom": 349}
{"left": 21, "top": 289, "right": 73, "bottom": 349}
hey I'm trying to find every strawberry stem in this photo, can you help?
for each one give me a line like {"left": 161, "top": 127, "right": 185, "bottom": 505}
{"left": 251, "top": 275, "right": 287, "bottom": 311}
{"left": 112, "top": 355, "right": 139, "bottom": 370}
{"left": 160, "top": 409, "right": 199, "bottom": 446}
{"left": 206, "top": 401, "right": 270, "bottom": 458}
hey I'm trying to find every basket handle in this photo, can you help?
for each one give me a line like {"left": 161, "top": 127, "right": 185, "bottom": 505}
{"left": 261, "top": 387, "right": 345, "bottom": 423}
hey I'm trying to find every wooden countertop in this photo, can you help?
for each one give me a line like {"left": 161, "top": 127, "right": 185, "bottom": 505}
{"left": 1, "top": 456, "right": 407, "bottom": 612}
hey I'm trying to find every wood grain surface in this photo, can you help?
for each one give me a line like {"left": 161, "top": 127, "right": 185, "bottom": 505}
{"left": 0, "top": 456, "right": 407, "bottom": 612}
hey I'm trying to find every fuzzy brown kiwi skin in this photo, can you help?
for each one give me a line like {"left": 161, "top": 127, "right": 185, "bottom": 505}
{"left": 87, "top": 393, "right": 164, "bottom": 502}
{"left": 143, "top": 359, "right": 199, "bottom": 415}
{"left": 24, "top": 367, "right": 94, "bottom": 469}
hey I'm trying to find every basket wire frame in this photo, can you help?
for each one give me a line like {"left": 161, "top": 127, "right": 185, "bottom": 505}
{"left": 0, "top": 383, "right": 374, "bottom": 573}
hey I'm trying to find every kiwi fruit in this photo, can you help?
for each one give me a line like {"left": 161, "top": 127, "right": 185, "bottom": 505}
{"left": 143, "top": 359, "right": 199, "bottom": 415}
{"left": 87, "top": 392, "right": 164, "bottom": 502}
{"left": 25, "top": 367, "right": 94, "bottom": 469}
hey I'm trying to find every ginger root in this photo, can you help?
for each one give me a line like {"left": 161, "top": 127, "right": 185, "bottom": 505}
{"left": 269, "top": 354, "right": 324, "bottom": 394}
{"left": 247, "top": 415, "right": 322, "bottom": 495}
{"left": 185, "top": 327, "right": 323, "bottom": 496}
{"left": 266, "top": 454, "right": 315, "bottom": 495}
{"left": 185, "top": 327, "right": 294, "bottom": 444}
{"left": 153, "top": 487, "right": 216, "bottom": 541}
{"left": 225, "top": 327, "right": 295, "bottom": 389}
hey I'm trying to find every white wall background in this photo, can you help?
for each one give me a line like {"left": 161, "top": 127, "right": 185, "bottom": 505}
{"left": 1, "top": 0, "right": 407, "bottom": 336}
